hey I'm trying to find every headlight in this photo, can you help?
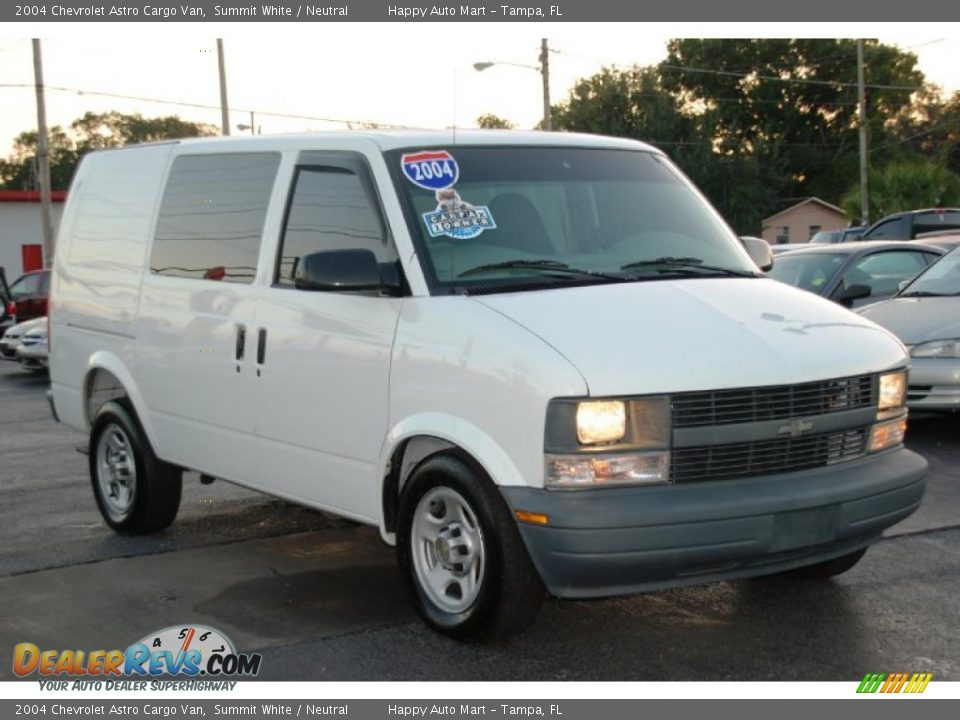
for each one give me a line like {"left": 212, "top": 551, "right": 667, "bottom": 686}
{"left": 910, "top": 339, "right": 960, "bottom": 359}
{"left": 575, "top": 400, "right": 626, "bottom": 445}
{"left": 545, "top": 396, "right": 671, "bottom": 489}
{"left": 878, "top": 371, "right": 906, "bottom": 412}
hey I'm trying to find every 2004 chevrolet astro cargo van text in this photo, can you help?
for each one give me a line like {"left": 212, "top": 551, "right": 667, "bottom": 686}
{"left": 49, "top": 131, "right": 927, "bottom": 639}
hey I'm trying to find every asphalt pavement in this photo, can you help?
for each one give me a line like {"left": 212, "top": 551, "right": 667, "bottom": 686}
{"left": 1, "top": 361, "right": 958, "bottom": 681}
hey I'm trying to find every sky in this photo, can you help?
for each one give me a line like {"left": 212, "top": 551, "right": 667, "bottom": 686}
{"left": 0, "top": 23, "right": 958, "bottom": 156}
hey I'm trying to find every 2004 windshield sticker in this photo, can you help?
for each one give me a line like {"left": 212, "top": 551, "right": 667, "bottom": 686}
{"left": 401, "top": 150, "right": 497, "bottom": 240}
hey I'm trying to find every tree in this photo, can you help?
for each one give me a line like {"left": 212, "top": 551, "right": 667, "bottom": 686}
{"left": 1, "top": 112, "right": 218, "bottom": 191}
{"left": 841, "top": 160, "right": 960, "bottom": 220}
{"left": 551, "top": 65, "right": 778, "bottom": 233}
{"left": 476, "top": 113, "right": 515, "bottom": 129}
{"left": 660, "top": 39, "right": 925, "bottom": 210}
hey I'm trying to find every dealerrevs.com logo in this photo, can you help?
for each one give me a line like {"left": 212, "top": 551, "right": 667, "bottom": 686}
{"left": 13, "top": 625, "right": 261, "bottom": 690}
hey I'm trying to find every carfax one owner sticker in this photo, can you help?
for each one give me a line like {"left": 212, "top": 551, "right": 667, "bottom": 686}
{"left": 13, "top": 624, "right": 261, "bottom": 690}
{"left": 401, "top": 150, "right": 497, "bottom": 240}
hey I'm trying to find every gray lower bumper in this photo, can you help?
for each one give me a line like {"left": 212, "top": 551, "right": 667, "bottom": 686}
{"left": 501, "top": 447, "right": 927, "bottom": 598}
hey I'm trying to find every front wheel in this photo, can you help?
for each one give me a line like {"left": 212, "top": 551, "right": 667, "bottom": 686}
{"left": 90, "top": 400, "right": 182, "bottom": 534}
{"left": 396, "top": 454, "right": 544, "bottom": 641}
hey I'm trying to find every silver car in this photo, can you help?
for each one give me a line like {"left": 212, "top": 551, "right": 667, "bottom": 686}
{"left": 0, "top": 317, "right": 45, "bottom": 362}
{"left": 859, "top": 249, "right": 960, "bottom": 411}
{"left": 16, "top": 322, "right": 48, "bottom": 371}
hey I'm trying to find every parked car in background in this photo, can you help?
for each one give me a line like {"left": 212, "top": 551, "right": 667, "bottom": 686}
{"left": 860, "top": 208, "right": 960, "bottom": 241}
{"left": 915, "top": 230, "right": 960, "bottom": 253}
{"left": 16, "top": 320, "right": 48, "bottom": 372}
{"left": 859, "top": 249, "right": 960, "bottom": 411}
{"left": 5, "top": 269, "right": 50, "bottom": 324}
{"left": 770, "top": 243, "right": 811, "bottom": 255}
{"left": 0, "top": 267, "right": 12, "bottom": 338}
{"left": 767, "top": 241, "right": 944, "bottom": 308}
{"left": 0, "top": 317, "right": 45, "bottom": 362}
{"left": 810, "top": 226, "right": 866, "bottom": 244}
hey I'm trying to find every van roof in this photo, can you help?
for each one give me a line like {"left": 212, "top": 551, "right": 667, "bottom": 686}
{"left": 104, "top": 130, "right": 661, "bottom": 154}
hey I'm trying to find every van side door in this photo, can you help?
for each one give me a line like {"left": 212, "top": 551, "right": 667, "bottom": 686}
{"left": 136, "top": 151, "right": 281, "bottom": 484}
{"left": 253, "top": 152, "right": 403, "bottom": 520}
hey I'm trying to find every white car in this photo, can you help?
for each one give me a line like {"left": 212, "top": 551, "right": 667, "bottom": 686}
{"left": 48, "top": 131, "right": 926, "bottom": 639}
{"left": 16, "top": 321, "right": 48, "bottom": 371}
{"left": 0, "top": 317, "right": 45, "bottom": 363}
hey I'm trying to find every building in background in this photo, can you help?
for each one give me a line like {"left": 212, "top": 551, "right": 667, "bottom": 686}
{"left": 0, "top": 190, "right": 65, "bottom": 279}
{"left": 761, "top": 197, "right": 848, "bottom": 245}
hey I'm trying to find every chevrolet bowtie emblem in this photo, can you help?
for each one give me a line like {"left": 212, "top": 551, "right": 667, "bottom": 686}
{"left": 778, "top": 419, "right": 814, "bottom": 437}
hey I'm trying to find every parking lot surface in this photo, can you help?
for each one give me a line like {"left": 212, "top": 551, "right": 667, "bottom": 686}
{"left": 1, "top": 363, "right": 958, "bottom": 680}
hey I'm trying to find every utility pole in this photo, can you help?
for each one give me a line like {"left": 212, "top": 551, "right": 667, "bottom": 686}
{"left": 540, "top": 38, "right": 552, "bottom": 131}
{"left": 857, "top": 39, "right": 869, "bottom": 226}
{"left": 32, "top": 39, "right": 55, "bottom": 267}
{"left": 217, "top": 39, "right": 230, "bottom": 136}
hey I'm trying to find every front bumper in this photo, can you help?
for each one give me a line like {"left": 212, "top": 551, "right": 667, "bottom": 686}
{"left": 907, "top": 357, "right": 960, "bottom": 411}
{"left": 501, "top": 447, "right": 927, "bottom": 598}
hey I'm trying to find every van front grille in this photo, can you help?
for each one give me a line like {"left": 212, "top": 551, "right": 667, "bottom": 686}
{"left": 671, "top": 375, "right": 876, "bottom": 428}
{"left": 669, "top": 427, "right": 869, "bottom": 483}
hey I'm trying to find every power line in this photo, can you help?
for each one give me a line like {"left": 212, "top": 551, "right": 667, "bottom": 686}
{"left": 657, "top": 64, "right": 922, "bottom": 92}
{"left": 0, "top": 82, "right": 427, "bottom": 130}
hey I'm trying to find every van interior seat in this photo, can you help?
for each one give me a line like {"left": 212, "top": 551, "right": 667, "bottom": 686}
{"left": 488, "top": 193, "right": 554, "bottom": 256}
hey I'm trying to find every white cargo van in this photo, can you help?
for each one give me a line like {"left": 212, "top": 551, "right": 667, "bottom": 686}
{"left": 49, "top": 132, "right": 926, "bottom": 639}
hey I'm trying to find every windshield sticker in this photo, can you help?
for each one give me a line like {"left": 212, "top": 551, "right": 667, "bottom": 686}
{"left": 423, "top": 189, "right": 497, "bottom": 240}
{"left": 401, "top": 150, "right": 459, "bottom": 190}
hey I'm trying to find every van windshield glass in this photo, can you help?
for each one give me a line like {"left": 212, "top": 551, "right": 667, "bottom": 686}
{"left": 388, "top": 147, "right": 755, "bottom": 292}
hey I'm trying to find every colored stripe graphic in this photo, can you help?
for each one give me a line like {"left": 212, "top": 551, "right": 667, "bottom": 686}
{"left": 857, "top": 672, "right": 932, "bottom": 693}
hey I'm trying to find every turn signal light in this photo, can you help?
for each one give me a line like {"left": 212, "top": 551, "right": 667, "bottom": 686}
{"left": 515, "top": 510, "right": 549, "bottom": 525}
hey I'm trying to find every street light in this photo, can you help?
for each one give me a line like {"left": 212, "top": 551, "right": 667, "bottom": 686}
{"left": 473, "top": 38, "right": 552, "bottom": 131}
{"left": 237, "top": 111, "right": 259, "bottom": 135}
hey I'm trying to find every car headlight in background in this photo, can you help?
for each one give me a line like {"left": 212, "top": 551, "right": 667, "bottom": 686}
{"left": 878, "top": 370, "right": 907, "bottom": 412}
{"left": 910, "top": 339, "right": 960, "bottom": 359}
{"left": 545, "top": 396, "right": 671, "bottom": 489}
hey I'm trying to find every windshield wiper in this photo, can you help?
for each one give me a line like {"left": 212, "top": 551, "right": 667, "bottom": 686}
{"left": 620, "top": 257, "right": 756, "bottom": 277}
{"left": 457, "top": 259, "right": 624, "bottom": 281}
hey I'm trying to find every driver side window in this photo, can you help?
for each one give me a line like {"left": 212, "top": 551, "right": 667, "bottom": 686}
{"left": 275, "top": 165, "right": 396, "bottom": 288}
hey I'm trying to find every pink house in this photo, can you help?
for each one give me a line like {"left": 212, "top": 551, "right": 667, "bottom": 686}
{"left": 761, "top": 197, "right": 849, "bottom": 245}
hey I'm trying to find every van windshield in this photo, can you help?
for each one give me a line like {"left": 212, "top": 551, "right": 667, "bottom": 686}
{"left": 387, "top": 146, "right": 755, "bottom": 293}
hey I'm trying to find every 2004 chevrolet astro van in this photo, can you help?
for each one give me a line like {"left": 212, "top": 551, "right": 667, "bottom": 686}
{"left": 49, "top": 131, "right": 927, "bottom": 639}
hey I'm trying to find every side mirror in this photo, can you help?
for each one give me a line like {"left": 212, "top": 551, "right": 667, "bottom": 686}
{"left": 294, "top": 249, "right": 401, "bottom": 295}
{"left": 740, "top": 236, "right": 774, "bottom": 272}
{"left": 834, "top": 283, "right": 871, "bottom": 308}
{"left": 897, "top": 279, "right": 910, "bottom": 294}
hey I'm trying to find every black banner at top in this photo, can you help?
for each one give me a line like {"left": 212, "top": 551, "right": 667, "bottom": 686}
{"left": 5, "top": 0, "right": 960, "bottom": 22}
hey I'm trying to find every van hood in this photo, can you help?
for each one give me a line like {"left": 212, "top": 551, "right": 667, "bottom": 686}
{"left": 472, "top": 278, "right": 907, "bottom": 396}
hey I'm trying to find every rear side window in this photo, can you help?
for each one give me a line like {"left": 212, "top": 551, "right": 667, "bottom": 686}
{"left": 150, "top": 152, "right": 280, "bottom": 283}
{"left": 275, "top": 166, "right": 395, "bottom": 287}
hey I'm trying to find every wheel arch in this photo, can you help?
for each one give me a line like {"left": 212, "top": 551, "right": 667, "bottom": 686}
{"left": 83, "top": 353, "right": 158, "bottom": 448}
{"left": 378, "top": 413, "right": 527, "bottom": 544}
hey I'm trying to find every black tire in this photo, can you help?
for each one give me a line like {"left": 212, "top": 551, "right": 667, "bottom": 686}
{"left": 89, "top": 400, "right": 182, "bottom": 534}
{"left": 764, "top": 548, "right": 868, "bottom": 581}
{"left": 396, "top": 454, "right": 545, "bottom": 641}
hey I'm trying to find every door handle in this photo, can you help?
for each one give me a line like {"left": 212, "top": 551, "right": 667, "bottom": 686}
{"left": 257, "top": 328, "right": 267, "bottom": 365}
{"left": 235, "top": 324, "right": 246, "bottom": 361}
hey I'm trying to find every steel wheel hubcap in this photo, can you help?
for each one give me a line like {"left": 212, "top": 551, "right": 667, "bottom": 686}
{"left": 411, "top": 487, "right": 485, "bottom": 614}
{"left": 96, "top": 424, "right": 137, "bottom": 522}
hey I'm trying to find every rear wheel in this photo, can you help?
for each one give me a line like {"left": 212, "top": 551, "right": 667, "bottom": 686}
{"left": 90, "top": 400, "right": 182, "bottom": 533}
{"left": 397, "top": 454, "right": 545, "bottom": 641}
